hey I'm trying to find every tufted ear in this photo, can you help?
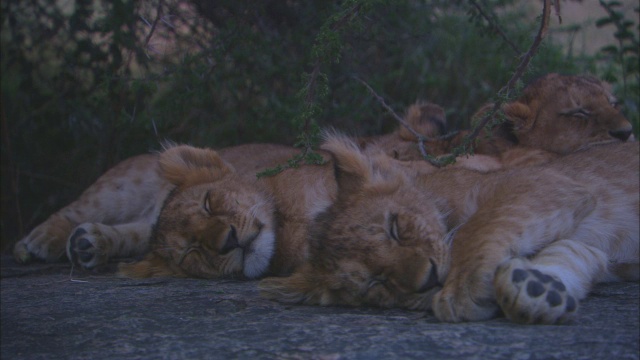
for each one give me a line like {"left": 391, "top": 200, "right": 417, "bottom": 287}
{"left": 502, "top": 101, "right": 533, "bottom": 132}
{"left": 159, "top": 145, "right": 235, "bottom": 187}
{"left": 321, "top": 131, "right": 374, "bottom": 196}
{"left": 399, "top": 101, "right": 447, "bottom": 141}
{"left": 118, "top": 251, "right": 187, "bottom": 278}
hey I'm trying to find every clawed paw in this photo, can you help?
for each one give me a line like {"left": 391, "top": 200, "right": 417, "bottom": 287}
{"left": 67, "top": 225, "right": 109, "bottom": 269}
{"left": 13, "top": 222, "right": 71, "bottom": 263}
{"left": 495, "top": 260, "right": 577, "bottom": 324}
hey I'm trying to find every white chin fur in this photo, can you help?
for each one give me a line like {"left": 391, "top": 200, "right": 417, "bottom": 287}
{"left": 243, "top": 230, "right": 275, "bottom": 278}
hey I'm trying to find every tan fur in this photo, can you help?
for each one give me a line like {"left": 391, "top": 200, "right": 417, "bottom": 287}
{"left": 260, "top": 135, "right": 639, "bottom": 325}
{"left": 13, "top": 154, "right": 171, "bottom": 266}
{"left": 359, "top": 101, "right": 453, "bottom": 161}
{"left": 118, "top": 144, "right": 336, "bottom": 279}
{"left": 14, "top": 143, "right": 336, "bottom": 279}
{"left": 364, "top": 74, "right": 633, "bottom": 167}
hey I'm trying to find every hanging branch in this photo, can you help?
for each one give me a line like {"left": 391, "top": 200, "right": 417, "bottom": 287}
{"left": 462, "top": 0, "right": 552, "bottom": 148}
{"left": 356, "top": 0, "right": 554, "bottom": 167}
{"left": 469, "top": 0, "right": 521, "bottom": 55}
{"left": 354, "top": 77, "right": 430, "bottom": 159}
{"left": 354, "top": 77, "right": 463, "bottom": 167}
{"left": 141, "top": 1, "right": 164, "bottom": 55}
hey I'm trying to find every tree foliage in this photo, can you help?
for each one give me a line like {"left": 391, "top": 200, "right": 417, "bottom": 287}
{"left": 1, "top": 0, "right": 637, "bottom": 250}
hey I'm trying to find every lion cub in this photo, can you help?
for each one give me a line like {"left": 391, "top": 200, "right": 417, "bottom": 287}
{"left": 13, "top": 143, "right": 337, "bottom": 278}
{"left": 365, "top": 73, "right": 634, "bottom": 167}
{"left": 260, "top": 134, "right": 639, "bottom": 324}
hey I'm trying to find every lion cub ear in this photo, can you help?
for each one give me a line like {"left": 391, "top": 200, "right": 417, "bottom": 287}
{"left": 159, "top": 145, "right": 235, "bottom": 187}
{"left": 321, "top": 132, "right": 373, "bottom": 195}
{"left": 400, "top": 101, "right": 447, "bottom": 141}
{"left": 118, "top": 252, "right": 187, "bottom": 278}
{"left": 502, "top": 101, "right": 533, "bottom": 132}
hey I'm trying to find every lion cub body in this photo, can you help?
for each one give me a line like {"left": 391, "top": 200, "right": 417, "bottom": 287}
{"left": 261, "top": 136, "right": 638, "bottom": 324}
{"left": 365, "top": 73, "right": 633, "bottom": 168}
{"left": 14, "top": 143, "right": 337, "bottom": 279}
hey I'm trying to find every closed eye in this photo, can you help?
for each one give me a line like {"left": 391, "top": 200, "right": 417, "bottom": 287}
{"left": 389, "top": 213, "right": 400, "bottom": 242}
{"left": 203, "top": 191, "right": 212, "bottom": 215}
{"left": 559, "top": 108, "right": 591, "bottom": 119}
{"left": 611, "top": 101, "right": 624, "bottom": 111}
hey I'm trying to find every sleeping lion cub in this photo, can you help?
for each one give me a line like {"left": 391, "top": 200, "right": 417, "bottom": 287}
{"left": 13, "top": 143, "right": 337, "bottom": 278}
{"left": 364, "top": 73, "right": 633, "bottom": 167}
{"left": 260, "top": 134, "right": 639, "bottom": 324}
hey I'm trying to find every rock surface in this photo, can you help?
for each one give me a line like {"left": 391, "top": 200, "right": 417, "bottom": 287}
{"left": 1, "top": 256, "right": 638, "bottom": 360}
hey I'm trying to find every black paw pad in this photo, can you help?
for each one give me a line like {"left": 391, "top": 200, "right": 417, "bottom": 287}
{"left": 77, "top": 237, "right": 93, "bottom": 250}
{"left": 526, "top": 280, "right": 545, "bottom": 297}
{"left": 69, "top": 228, "right": 94, "bottom": 266}
{"left": 501, "top": 266, "right": 577, "bottom": 324}
{"left": 69, "top": 228, "right": 88, "bottom": 243}
{"left": 511, "top": 269, "right": 528, "bottom": 283}
{"left": 546, "top": 290, "right": 562, "bottom": 307}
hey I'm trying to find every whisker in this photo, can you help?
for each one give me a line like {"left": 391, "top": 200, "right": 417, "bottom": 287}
{"left": 443, "top": 224, "right": 462, "bottom": 246}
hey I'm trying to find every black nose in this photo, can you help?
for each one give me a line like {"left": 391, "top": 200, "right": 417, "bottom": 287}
{"left": 220, "top": 225, "right": 240, "bottom": 254}
{"left": 609, "top": 129, "right": 632, "bottom": 141}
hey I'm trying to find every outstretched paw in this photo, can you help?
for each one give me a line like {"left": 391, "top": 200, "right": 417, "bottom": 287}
{"left": 67, "top": 225, "right": 110, "bottom": 269}
{"left": 495, "top": 259, "right": 577, "bottom": 324}
{"left": 13, "top": 220, "right": 72, "bottom": 263}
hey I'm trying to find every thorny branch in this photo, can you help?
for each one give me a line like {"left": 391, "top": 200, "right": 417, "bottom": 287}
{"left": 358, "top": 0, "right": 554, "bottom": 166}
{"left": 469, "top": 0, "right": 521, "bottom": 54}
{"left": 463, "top": 0, "right": 553, "bottom": 148}
{"left": 354, "top": 77, "right": 457, "bottom": 167}
{"left": 142, "top": 1, "right": 164, "bottom": 54}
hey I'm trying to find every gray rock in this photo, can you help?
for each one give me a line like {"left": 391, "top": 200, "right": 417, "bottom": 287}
{"left": 1, "top": 256, "right": 638, "bottom": 360}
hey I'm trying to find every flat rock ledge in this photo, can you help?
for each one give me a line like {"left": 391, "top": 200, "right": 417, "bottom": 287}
{"left": 1, "top": 256, "right": 638, "bottom": 360}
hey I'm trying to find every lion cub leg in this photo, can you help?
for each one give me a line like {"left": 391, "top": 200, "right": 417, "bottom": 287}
{"left": 13, "top": 212, "right": 76, "bottom": 263}
{"left": 66, "top": 222, "right": 153, "bottom": 269}
{"left": 432, "top": 173, "right": 596, "bottom": 323}
{"left": 13, "top": 154, "right": 165, "bottom": 265}
{"left": 494, "top": 239, "right": 608, "bottom": 324}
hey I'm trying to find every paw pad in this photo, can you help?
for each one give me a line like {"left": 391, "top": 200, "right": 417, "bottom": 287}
{"left": 511, "top": 268, "right": 576, "bottom": 313}
{"left": 68, "top": 227, "right": 96, "bottom": 267}
{"left": 495, "top": 264, "right": 578, "bottom": 324}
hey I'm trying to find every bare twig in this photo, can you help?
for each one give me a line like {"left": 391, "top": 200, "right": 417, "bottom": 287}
{"left": 142, "top": 1, "right": 163, "bottom": 55}
{"left": 355, "top": 77, "right": 447, "bottom": 166}
{"left": 469, "top": 0, "right": 521, "bottom": 54}
{"left": 463, "top": 0, "right": 552, "bottom": 147}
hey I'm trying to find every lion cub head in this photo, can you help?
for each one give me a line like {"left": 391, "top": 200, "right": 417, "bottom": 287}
{"left": 502, "top": 73, "right": 633, "bottom": 154}
{"left": 119, "top": 145, "right": 276, "bottom": 279}
{"left": 260, "top": 134, "right": 449, "bottom": 309}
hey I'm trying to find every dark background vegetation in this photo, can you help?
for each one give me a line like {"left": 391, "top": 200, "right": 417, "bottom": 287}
{"left": 1, "top": 0, "right": 638, "bottom": 253}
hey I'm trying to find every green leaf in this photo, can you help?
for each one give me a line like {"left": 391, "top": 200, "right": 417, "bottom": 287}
{"left": 600, "top": 45, "right": 620, "bottom": 55}
{"left": 595, "top": 18, "right": 614, "bottom": 27}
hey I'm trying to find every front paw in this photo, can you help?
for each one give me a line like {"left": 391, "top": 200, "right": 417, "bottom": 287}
{"left": 432, "top": 283, "right": 499, "bottom": 322}
{"left": 13, "top": 221, "right": 71, "bottom": 263}
{"left": 494, "top": 259, "right": 577, "bottom": 324}
{"left": 67, "top": 224, "right": 110, "bottom": 269}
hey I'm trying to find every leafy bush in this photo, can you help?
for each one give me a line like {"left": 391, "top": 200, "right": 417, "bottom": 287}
{"left": 1, "top": 0, "right": 636, "bottom": 251}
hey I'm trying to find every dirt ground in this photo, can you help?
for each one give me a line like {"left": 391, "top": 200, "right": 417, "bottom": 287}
{"left": 1, "top": 255, "right": 638, "bottom": 360}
